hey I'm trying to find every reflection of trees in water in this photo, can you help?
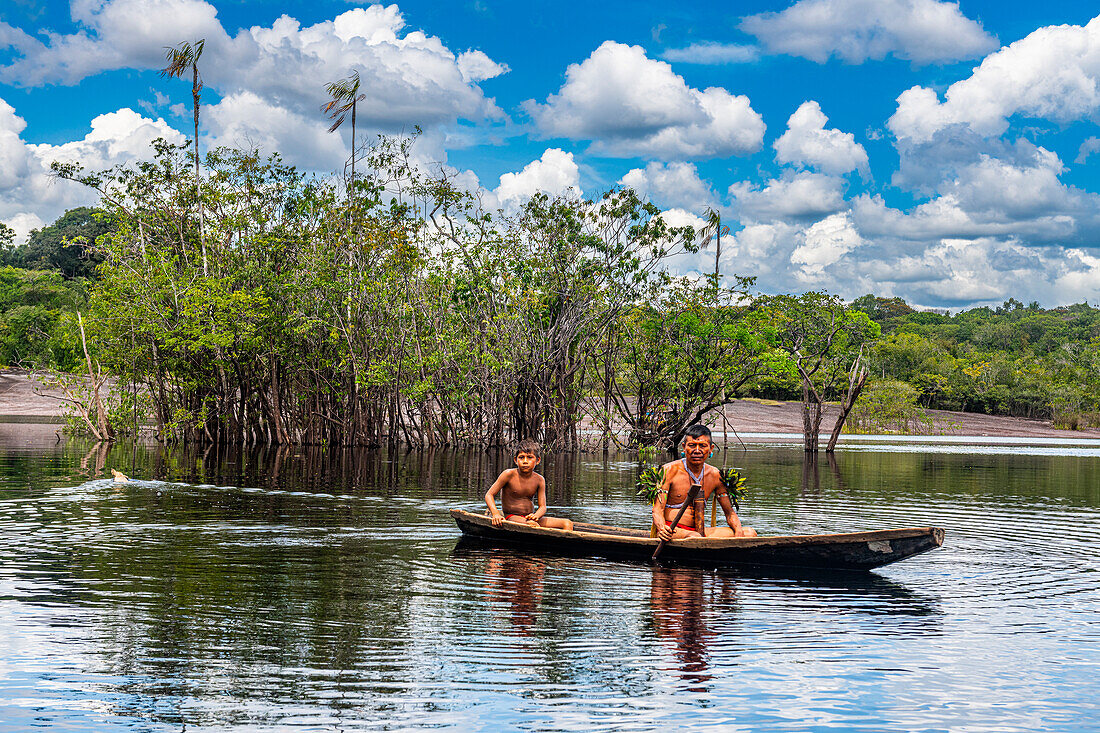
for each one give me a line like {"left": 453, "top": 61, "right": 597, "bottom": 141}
{"left": 536, "top": 452, "right": 576, "bottom": 507}
{"left": 32, "top": 437, "right": 1097, "bottom": 520}
{"left": 799, "top": 452, "right": 849, "bottom": 496}
{"left": 826, "top": 451, "right": 846, "bottom": 492}
{"left": 116, "top": 442, "right": 510, "bottom": 503}
{"left": 7, "top": 440, "right": 959, "bottom": 729}
{"left": 800, "top": 452, "right": 821, "bottom": 497}
{"left": 78, "top": 441, "right": 109, "bottom": 476}
{"left": 117, "top": 539, "right": 415, "bottom": 725}
{"left": 650, "top": 567, "right": 736, "bottom": 692}
{"left": 483, "top": 554, "right": 547, "bottom": 636}
{"left": 6, "top": 442, "right": 423, "bottom": 726}
{"left": 81, "top": 535, "right": 412, "bottom": 725}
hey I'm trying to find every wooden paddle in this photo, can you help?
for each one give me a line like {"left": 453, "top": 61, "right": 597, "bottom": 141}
{"left": 651, "top": 482, "right": 702, "bottom": 563}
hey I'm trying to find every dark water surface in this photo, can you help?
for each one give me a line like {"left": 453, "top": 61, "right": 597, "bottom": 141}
{"left": 1, "top": 430, "right": 1098, "bottom": 731}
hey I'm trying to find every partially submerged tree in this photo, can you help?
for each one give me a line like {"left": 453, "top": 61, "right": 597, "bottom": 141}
{"left": 47, "top": 132, "right": 877, "bottom": 450}
{"left": 763, "top": 292, "right": 880, "bottom": 452}
{"left": 826, "top": 346, "right": 869, "bottom": 451}
{"left": 602, "top": 275, "right": 779, "bottom": 452}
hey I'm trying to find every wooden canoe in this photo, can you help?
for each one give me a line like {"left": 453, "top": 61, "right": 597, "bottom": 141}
{"left": 451, "top": 509, "right": 945, "bottom": 571}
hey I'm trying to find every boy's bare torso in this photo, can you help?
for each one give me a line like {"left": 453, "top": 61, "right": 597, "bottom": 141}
{"left": 485, "top": 449, "right": 574, "bottom": 532}
{"left": 498, "top": 468, "right": 544, "bottom": 517}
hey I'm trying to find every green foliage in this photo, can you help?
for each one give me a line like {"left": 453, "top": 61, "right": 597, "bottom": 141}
{"left": 754, "top": 291, "right": 881, "bottom": 449}
{"left": 47, "top": 136, "right": 712, "bottom": 447}
{"left": 857, "top": 297, "right": 1100, "bottom": 422}
{"left": 602, "top": 276, "right": 779, "bottom": 449}
{"left": 47, "top": 369, "right": 149, "bottom": 440}
{"left": 847, "top": 380, "right": 933, "bottom": 434}
{"left": 0, "top": 267, "right": 85, "bottom": 368}
{"left": 850, "top": 294, "right": 916, "bottom": 327}
{"left": 27, "top": 127, "right": 1100, "bottom": 447}
{"left": 634, "top": 464, "right": 748, "bottom": 508}
{"left": 0, "top": 208, "right": 114, "bottom": 278}
{"left": 718, "top": 466, "right": 748, "bottom": 509}
{"left": 635, "top": 464, "right": 665, "bottom": 503}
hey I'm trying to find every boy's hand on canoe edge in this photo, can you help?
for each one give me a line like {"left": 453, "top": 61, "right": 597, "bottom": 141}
{"left": 490, "top": 513, "right": 505, "bottom": 527}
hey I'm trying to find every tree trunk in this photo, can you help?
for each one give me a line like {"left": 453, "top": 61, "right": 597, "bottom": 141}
{"left": 826, "top": 356, "right": 869, "bottom": 453}
{"left": 350, "top": 100, "right": 356, "bottom": 195}
{"left": 78, "top": 313, "right": 111, "bottom": 441}
{"left": 801, "top": 386, "right": 821, "bottom": 452}
{"left": 193, "top": 63, "right": 206, "bottom": 277}
{"left": 797, "top": 361, "right": 824, "bottom": 452}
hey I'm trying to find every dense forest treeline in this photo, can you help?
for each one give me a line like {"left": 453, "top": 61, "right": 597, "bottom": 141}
{"left": 850, "top": 295, "right": 1100, "bottom": 427}
{"left": 1, "top": 136, "right": 1098, "bottom": 448}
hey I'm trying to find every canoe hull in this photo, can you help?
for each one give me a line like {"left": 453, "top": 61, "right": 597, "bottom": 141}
{"left": 451, "top": 509, "right": 944, "bottom": 571}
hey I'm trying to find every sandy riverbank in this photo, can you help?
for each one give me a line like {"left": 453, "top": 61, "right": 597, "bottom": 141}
{"left": 3, "top": 368, "right": 1098, "bottom": 439}
{"left": 715, "top": 398, "right": 1100, "bottom": 439}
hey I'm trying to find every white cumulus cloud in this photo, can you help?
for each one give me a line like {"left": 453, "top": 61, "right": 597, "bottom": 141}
{"left": 526, "top": 41, "right": 764, "bottom": 159}
{"left": 790, "top": 212, "right": 864, "bottom": 280}
{"left": 619, "top": 161, "right": 715, "bottom": 211}
{"left": 774, "top": 101, "right": 869, "bottom": 175}
{"left": 204, "top": 92, "right": 349, "bottom": 172}
{"left": 729, "top": 172, "right": 848, "bottom": 223}
{"left": 457, "top": 50, "right": 509, "bottom": 83}
{"left": 0, "top": 97, "right": 184, "bottom": 242}
{"left": 740, "top": 0, "right": 997, "bottom": 65}
{"left": 0, "top": 0, "right": 226, "bottom": 86}
{"left": 889, "top": 15, "right": 1100, "bottom": 142}
{"left": 1077, "top": 136, "right": 1100, "bottom": 165}
{"left": 0, "top": 2, "right": 506, "bottom": 132}
{"left": 494, "top": 148, "right": 581, "bottom": 211}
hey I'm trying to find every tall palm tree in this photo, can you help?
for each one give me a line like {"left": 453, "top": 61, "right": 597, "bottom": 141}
{"left": 161, "top": 38, "right": 207, "bottom": 275}
{"left": 702, "top": 207, "right": 730, "bottom": 283}
{"left": 322, "top": 71, "right": 366, "bottom": 195}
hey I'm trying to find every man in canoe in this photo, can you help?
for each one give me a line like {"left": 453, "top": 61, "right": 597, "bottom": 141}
{"left": 654, "top": 424, "right": 757, "bottom": 541}
{"left": 485, "top": 440, "right": 574, "bottom": 531}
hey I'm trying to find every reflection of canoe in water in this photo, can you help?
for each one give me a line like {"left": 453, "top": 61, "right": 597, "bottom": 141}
{"left": 450, "top": 509, "right": 945, "bottom": 571}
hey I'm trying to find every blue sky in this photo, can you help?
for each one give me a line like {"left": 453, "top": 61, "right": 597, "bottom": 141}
{"left": 2, "top": 0, "right": 1100, "bottom": 308}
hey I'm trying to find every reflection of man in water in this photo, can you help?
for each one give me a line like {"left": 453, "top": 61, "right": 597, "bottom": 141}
{"left": 650, "top": 567, "right": 714, "bottom": 690}
{"left": 484, "top": 554, "right": 547, "bottom": 636}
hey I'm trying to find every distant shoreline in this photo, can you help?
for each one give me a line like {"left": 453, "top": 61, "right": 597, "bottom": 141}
{"left": 714, "top": 397, "right": 1100, "bottom": 440}
{"left": 4, "top": 368, "right": 1098, "bottom": 441}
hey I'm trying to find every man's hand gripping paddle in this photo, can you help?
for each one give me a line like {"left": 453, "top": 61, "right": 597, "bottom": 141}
{"left": 651, "top": 482, "right": 702, "bottom": 563}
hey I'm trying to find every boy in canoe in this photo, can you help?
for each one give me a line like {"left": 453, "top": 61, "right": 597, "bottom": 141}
{"left": 653, "top": 424, "right": 757, "bottom": 542}
{"left": 485, "top": 440, "right": 574, "bottom": 531}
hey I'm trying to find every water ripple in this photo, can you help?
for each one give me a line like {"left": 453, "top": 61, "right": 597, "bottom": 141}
{"left": 0, "top": 446, "right": 1098, "bottom": 731}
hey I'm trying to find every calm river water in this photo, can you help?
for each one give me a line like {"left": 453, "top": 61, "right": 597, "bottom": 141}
{"left": 0, "top": 429, "right": 1097, "bottom": 732}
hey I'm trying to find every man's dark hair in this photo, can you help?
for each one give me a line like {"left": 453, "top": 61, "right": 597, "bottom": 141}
{"left": 514, "top": 439, "right": 541, "bottom": 459}
{"left": 684, "top": 424, "right": 712, "bottom": 441}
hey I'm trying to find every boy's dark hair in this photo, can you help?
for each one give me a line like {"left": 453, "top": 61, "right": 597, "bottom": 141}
{"left": 684, "top": 424, "right": 712, "bottom": 441}
{"left": 514, "top": 439, "right": 541, "bottom": 459}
